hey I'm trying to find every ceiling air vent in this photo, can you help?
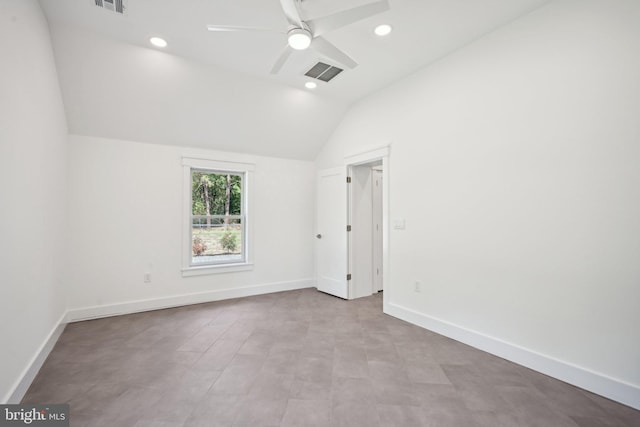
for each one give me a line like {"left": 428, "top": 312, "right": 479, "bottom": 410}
{"left": 304, "top": 62, "right": 343, "bottom": 83}
{"left": 94, "top": 0, "right": 125, "bottom": 14}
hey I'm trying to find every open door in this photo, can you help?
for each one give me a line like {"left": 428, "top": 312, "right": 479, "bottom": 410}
{"left": 316, "top": 167, "right": 348, "bottom": 299}
{"left": 372, "top": 168, "right": 383, "bottom": 292}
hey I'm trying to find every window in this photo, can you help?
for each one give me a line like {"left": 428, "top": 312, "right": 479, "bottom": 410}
{"left": 182, "top": 157, "right": 254, "bottom": 275}
{"left": 191, "top": 170, "right": 244, "bottom": 265}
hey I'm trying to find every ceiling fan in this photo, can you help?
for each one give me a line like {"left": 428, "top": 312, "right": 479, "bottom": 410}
{"left": 207, "top": 0, "right": 390, "bottom": 74}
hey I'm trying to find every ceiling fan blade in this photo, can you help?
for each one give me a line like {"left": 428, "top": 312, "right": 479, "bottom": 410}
{"left": 311, "top": 36, "right": 358, "bottom": 69}
{"left": 279, "top": 0, "right": 303, "bottom": 27}
{"left": 270, "top": 45, "right": 294, "bottom": 74}
{"left": 207, "top": 25, "right": 281, "bottom": 33}
{"left": 306, "top": 0, "right": 389, "bottom": 37}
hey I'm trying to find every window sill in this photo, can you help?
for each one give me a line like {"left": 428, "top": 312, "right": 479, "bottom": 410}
{"left": 181, "top": 263, "right": 254, "bottom": 277}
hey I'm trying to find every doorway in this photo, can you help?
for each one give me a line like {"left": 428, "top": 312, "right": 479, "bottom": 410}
{"left": 315, "top": 146, "right": 389, "bottom": 302}
{"left": 348, "top": 161, "right": 384, "bottom": 299}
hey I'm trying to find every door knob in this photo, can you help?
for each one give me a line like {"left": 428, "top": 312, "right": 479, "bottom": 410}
{"left": 316, "top": 234, "right": 322, "bottom": 239}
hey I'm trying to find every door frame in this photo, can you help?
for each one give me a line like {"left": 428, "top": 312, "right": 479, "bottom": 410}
{"left": 345, "top": 145, "right": 390, "bottom": 305}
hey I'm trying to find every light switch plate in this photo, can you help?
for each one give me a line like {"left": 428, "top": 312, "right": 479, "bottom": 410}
{"left": 393, "top": 219, "right": 405, "bottom": 230}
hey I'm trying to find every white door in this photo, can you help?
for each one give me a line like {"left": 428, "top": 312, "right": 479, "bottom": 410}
{"left": 349, "top": 165, "right": 374, "bottom": 299}
{"left": 316, "top": 167, "right": 348, "bottom": 299}
{"left": 372, "top": 169, "right": 383, "bottom": 292}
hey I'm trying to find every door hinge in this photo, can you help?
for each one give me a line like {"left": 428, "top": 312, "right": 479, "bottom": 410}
{"left": 347, "top": 274, "right": 352, "bottom": 281}
{"left": 346, "top": 176, "right": 351, "bottom": 183}
{"left": 347, "top": 225, "right": 352, "bottom": 232}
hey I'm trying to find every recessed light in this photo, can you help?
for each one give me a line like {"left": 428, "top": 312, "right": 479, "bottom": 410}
{"left": 374, "top": 24, "right": 392, "bottom": 36}
{"left": 149, "top": 37, "right": 167, "bottom": 48}
{"left": 305, "top": 81, "right": 317, "bottom": 90}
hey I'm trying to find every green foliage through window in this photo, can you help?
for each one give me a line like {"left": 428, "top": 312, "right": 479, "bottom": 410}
{"left": 220, "top": 229, "right": 238, "bottom": 253}
{"left": 192, "top": 171, "right": 241, "bottom": 216}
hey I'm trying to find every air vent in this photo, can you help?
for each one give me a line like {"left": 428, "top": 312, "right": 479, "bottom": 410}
{"left": 304, "top": 62, "right": 343, "bottom": 83}
{"left": 94, "top": 0, "right": 125, "bottom": 14}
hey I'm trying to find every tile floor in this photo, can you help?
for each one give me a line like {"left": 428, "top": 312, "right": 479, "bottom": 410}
{"left": 23, "top": 289, "right": 640, "bottom": 426}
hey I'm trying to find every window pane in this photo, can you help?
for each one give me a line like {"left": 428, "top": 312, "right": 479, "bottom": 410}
{"left": 192, "top": 219, "right": 243, "bottom": 265}
{"left": 192, "top": 171, "right": 242, "bottom": 216}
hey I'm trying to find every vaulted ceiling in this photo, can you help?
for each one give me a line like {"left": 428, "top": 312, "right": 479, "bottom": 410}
{"left": 40, "top": 0, "right": 551, "bottom": 159}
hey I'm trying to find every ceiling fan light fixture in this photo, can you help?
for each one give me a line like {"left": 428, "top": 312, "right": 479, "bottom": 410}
{"left": 149, "top": 37, "right": 167, "bottom": 48}
{"left": 374, "top": 24, "right": 392, "bottom": 36}
{"left": 288, "top": 28, "right": 312, "bottom": 50}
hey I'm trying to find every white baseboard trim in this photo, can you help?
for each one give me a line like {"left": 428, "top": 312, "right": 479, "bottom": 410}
{"left": 5, "top": 311, "right": 68, "bottom": 404}
{"left": 384, "top": 302, "right": 640, "bottom": 411}
{"left": 66, "top": 278, "right": 316, "bottom": 322}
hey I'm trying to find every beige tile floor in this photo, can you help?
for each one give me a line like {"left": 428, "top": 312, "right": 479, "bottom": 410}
{"left": 23, "top": 289, "right": 640, "bottom": 426}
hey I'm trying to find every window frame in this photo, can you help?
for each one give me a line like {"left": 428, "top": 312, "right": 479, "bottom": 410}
{"left": 182, "top": 157, "right": 254, "bottom": 276}
{"left": 190, "top": 169, "right": 245, "bottom": 267}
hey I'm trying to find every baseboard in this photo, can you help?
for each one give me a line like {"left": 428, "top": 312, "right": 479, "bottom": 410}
{"left": 384, "top": 302, "right": 640, "bottom": 411}
{"left": 66, "top": 278, "right": 316, "bottom": 322}
{"left": 4, "top": 311, "right": 67, "bottom": 404}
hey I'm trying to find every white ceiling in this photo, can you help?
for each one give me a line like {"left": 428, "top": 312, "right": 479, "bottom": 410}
{"left": 38, "top": 0, "right": 551, "bottom": 159}
{"left": 41, "top": 0, "right": 550, "bottom": 103}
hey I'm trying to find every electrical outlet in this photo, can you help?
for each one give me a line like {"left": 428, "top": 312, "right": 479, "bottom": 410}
{"left": 414, "top": 281, "right": 421, "bottom": 293}
{"left": 144, "top": 273, "right": 151, "bottom": 283}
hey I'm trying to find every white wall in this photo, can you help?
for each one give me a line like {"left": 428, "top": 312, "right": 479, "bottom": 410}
{"left": 317, "top": 0, "right": 640, "bottom": 407}
{"left": 0, "top": 0, "right": 69, "bottom": 403}
{"left": 65, "top": 135, "right": 315, "bottom": 315}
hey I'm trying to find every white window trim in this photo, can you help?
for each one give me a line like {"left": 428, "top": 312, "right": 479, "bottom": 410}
{"left": 181, "top": 157, "right": 255, "bottom": 276}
